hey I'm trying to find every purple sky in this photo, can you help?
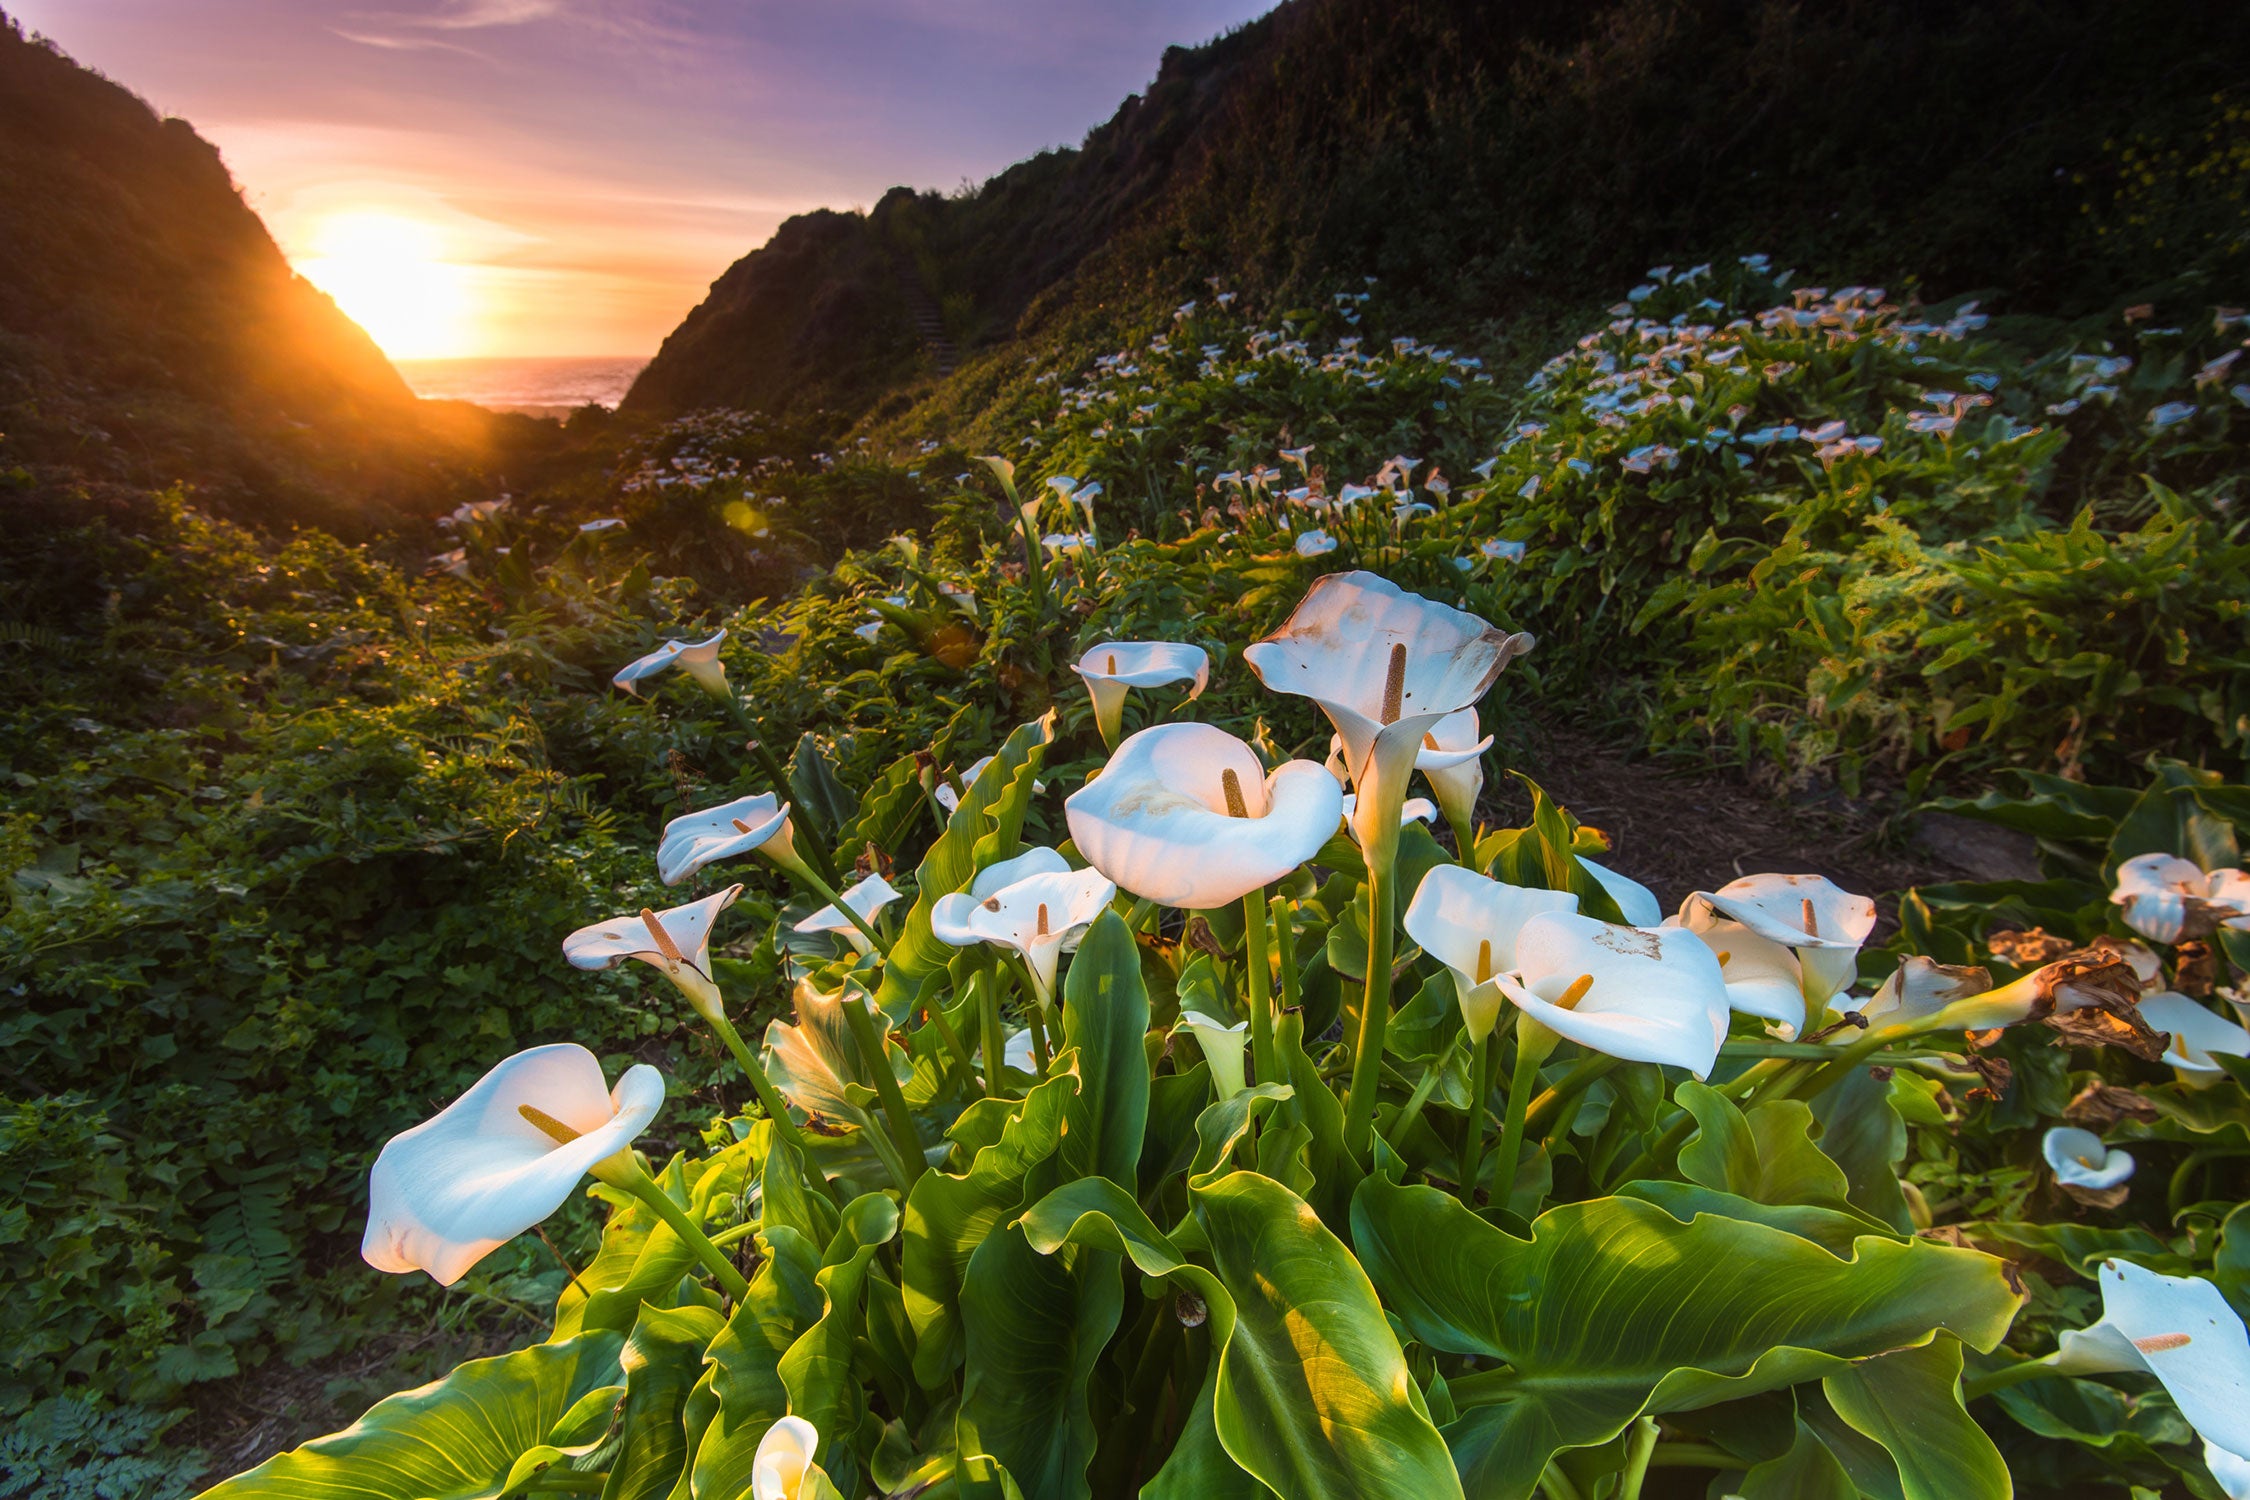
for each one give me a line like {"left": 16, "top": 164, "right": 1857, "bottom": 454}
{"left": 11, "top": 0, "right": 1274, "bottom": 356}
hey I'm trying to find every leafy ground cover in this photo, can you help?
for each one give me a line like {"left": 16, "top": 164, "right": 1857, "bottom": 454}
{"left": 3, "top": 259, "right": 2247, "bottom": 1493}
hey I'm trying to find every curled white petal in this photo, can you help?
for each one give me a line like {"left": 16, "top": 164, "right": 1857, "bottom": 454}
{"left": 362, "top": 1044, "right": 663, "bottom": 1286}
{"left": 1579, "top": 856, "right": 1662, "bottom": 927}
{"left": 752, "top": 1414, "right": 822, "bottom": 1500}
{"left": 1497, "top": 911, "right": 1730, "bottom": 1076}
{"left": 935, "top": 753, "right": 1046, "bottom": 815}
{"left": 1402, "top": 865, "right": 1577, "bottom": 1038}
{"left": 657, "top": 793, "right": 791, "bottom": 886}
{"left": 2139, "top": 990, "right": 2250, "bottom": 1082}
{"left": 614, "top": 630, "right": 728, "bottom": 697}
{"left": 1065, "top": 722, "right": 1341, "bottom": 909}
{"left": 563, "top": 885, "right": 739, "bottom": 985}
{"left": 794, "top": 873, "right": 903, "bottom": 949}
{"left": 2042, "top": 1126, "right": 2135, "bottom": 1190}
{"left": 2052, "top": 1260, "right": 2250, "bottom": 1461}
{"left": 1685, "top": 872, "right": 1874, "bottom": 1003}
{"left": 930, "top": 866, "right": 1117, "bottom": 1000}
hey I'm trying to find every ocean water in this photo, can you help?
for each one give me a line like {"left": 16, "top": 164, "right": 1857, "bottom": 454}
{"left": 395, "top": 356, "right": 648, "bottom": 416}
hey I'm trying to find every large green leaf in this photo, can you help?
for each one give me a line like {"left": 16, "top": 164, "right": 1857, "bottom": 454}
{"left": 604, "top": 1303, "right": 727, "bottom": 1500}
{"left": 1018, "top": 1174, "right": 1461, "bottom": 1500}
{"left": 1823, "top": 1340, "right": 2009, "bottom": 1500}
{"left": 779, "top": 1192, "right": 901, "bottom": 1488}
{"left": 1738, "top": 1420, "right": 1857, "bottom": 1500}
{"left": 1676, "top": 1082, "right": 1855, "bottom": 1211}
{"left": 1350, "top": 1179, "right": 2021, "bottom": 1500}
{"left": 903, "top": 1069, "right": 1077, "bottom": 1387}
{"left": 878, "top": 715, "right": 1054, "bottom": 1015}
{"left": 198, "top": 1332, "right": 625, "bottom": 1499}
{"left": 955, "top": 1224, "right": 1124, "bottom": 1500}
{"left": 1193, "top": 1173, "right": 1463, "bottom": 1500}
{"left": 1058, "top": 909, "right": 1151, "bottom": 1190}
{"left": 679, "top": 1227, "right": 823, "bottom": 1500}
{"left": 1808, "top": 1065, "right": 1914, "bottom": 1231}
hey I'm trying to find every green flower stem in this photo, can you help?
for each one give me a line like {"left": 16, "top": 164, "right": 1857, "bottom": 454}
{"left": 1342, "top": 849, "right": 1400, "bottom": 1161}
{"left": 1457, "top": 1030, "right": 1500, "bottom": 1206}
{"left": 1275, "top": 897, "right": 1302, "bottom": 1018}
{"left": 613, "top": 1160, "right": 750, "bottom": 1302}
{"left": 1961, "top": 1355, "right": 2059, "bottom": 1401}
{"left": 1391, "top": 1030, "right": 1465, "bottom": 1146}
{"left": 1617, "top": 1417, "right": 1661, "bottom": 1500}
{"left": 1716, "top": 1039, "right": 1944, "bottom": 1064}
{"left": 1523, "top": 1052, "right": 1618, "bottom": 1139}
{"left": 1029, "top": 1005, "right": 1054, "bottom": 1076}
{"left": 974, "top": 969, "right": 1007, "bottom": 1097}
{"left": 1648, "top": 1442, "right": 1736, "bottom": 1468}
{"left": 1241, "top": 886, "right": 1279, "bottom": 1087}
{"left": 837, "top": 991, "right": 926, "bottom": 1192}
{"left": 709, "top": 1221, "right": 760, "bottom": 1250}
{"left": 703, "top": 1008, "right": 838, "bottom": 1202}
{"left": 1491, "top": 1016, "right": 1552, "bottom": 1214}
{"left": 1124, "top": 896, "right": 1159, "bottom": 933}
{"left": 1773, "top": 1024, "right": 1915, "bottom": 1103}
{"left": 920, "top": 988, "right": 978, "bottom": 1092}
{"left": 1538, "top": 1461, "right": 1586, "bottom": 1500}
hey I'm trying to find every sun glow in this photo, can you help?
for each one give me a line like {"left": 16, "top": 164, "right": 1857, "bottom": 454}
{"left": 295, "top": 212, "right": 475, "bottom": 360}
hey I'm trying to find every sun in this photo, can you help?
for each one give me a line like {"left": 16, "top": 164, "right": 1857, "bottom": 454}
{"left": 295, "top": 212, "right": 474, "bottom": 360}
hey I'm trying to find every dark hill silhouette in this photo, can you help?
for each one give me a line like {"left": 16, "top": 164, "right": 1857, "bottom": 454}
{"left": 627, "top": 0, "right": 2250, "bottom": 431}
{"left": 0, "top": 12, "right": 521, "bottom": 531}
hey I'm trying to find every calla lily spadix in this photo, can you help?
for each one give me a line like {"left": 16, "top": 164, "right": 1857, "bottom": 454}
{"left": 2047, "top": 1260, "right": 2250, "bottom": 1469}
{"left": 1681, "top": 872, "right": 1876, "bottom": 1018}
{"left": 2137, "top": 990, "right": 2250, "bottom": 1085}
{"left": 1493, "top": 911, "right": 1733, "bottom": 1076}
{"left": 1064, "top": 722, "right": 1341, "bottom": 909}
{"left": 1402, "top": 865, "right": 1578, "bottom": 1039}
{"left": 1244, "top": 571, "right": 1530, "bottom": 856}
{"left": 564, "top": 885, "right": 739, "bottom": 1020}
{"left": 614, "top": 630, "right": 729, "bottom": 698}
{"left": 929, "top": 865, "right": 1116, "bottom": 1005}
{"left": 363, "top": 1043, "right": 663, "bottom": 1286}
{"left": 2111, "top": 852, "right": 2250, "bottom": 944}
{"left": 657, "top": 792, "right": 800, "bottom": 886}
{"left": 793, "top": 872, "right": 903, "bottom": 954}
{"left": 2042, "top": 1126, "right": 2135, "bottom": 1190}
{"left": 1176, "top": 1010, "right": 1250, "bottom": 1099}
{"left": 1073, "top": 640, "right": 1209, "bottom": 748}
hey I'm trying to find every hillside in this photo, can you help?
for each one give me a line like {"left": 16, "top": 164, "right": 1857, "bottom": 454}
{"left": 0, "top": 13, "right": 524, "bottom": 534}
{"left": 628, "top": 0, "right": 2250, "bottom": 434}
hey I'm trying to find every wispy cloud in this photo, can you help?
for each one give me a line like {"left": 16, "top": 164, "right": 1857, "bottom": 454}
{"left": 330, "top": 28, "right": 488, "bottom": 55}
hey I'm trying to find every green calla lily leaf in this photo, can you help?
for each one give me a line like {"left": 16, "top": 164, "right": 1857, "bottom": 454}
{"left": 1350, "top": 1179, "right": 2022, "bottom": 1500}
{"left": 605, "top": 1302, "right": 727, "bottom": 1500}
{"left": 1058, "top": 909, "right": 1151, "bottom": 1190}
{"left": 197, "top": 1332, "right": 625, "bottom": 1499}
{"left": 1823, "top": 1339, "right": 2009, "bottom": 1500}
{"left": 1675, "top": 1081, "right": 1856, "bottom": 1211}
{"left": 1739, "top": 1420, "right": 1858, "bottom": 1500}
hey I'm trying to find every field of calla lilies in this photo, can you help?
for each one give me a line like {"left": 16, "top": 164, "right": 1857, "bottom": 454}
{"left": 7, "top": 259, "right": 2250, "bottom": 1498}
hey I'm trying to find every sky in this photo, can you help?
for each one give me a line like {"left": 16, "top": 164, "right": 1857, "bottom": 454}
{"left": 12, "top": 0, "right": 1274, "bottom": 360}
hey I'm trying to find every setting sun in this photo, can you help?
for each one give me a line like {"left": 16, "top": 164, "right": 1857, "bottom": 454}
{"left": 295, "top": 211, "right": 473, "bottom": 360}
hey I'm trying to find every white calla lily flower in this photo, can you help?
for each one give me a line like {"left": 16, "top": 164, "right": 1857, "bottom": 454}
{"left": 1176, "top": 1010, "right": 1250, "bottom": 1099}
{"left": 1683, "top": 872, "right": 1877, "bottom": 1013}
{"left": 1244, "top": 571, "right": 1531, "bottom": 857}
{"left": 1493, "top": 911, "right": 1732, "bottom": 1075}
{"left": 1671, "top": 913, "right": 1812, "bottom": 1039}
{"left": 929, "top": 866, "right": 1116, "bottom": 1005}
{"left": 2041, "top": 1126, "right": 2135, "bottom": 1190}
{"left": 1065, "top": 722, "right": 1341, "bottom": 909}
{"left": 2050, "top": 1260, "right": 2250, "bottom": 1464}
{"left": 362, "top": 1043, "right": 663, "bottom": 1286}
{"left": 970, "top": 846, "right": 1072, "bottom": 898}
{"left": 934, "top": 754, "right": 1046, "bottom": 815}
{"left": 2111, "top": 853, "right": 2250, "bottom": 944}
{"left": 2138, "top": 990, "right": 2250, "bottom": 1085}
{"left": 614, "top": 630, "right": 729, "bottom": 698}
{"left": 793, "top": 873, "right": 903, "bottom": 954}
{"left": 752, "top": 1414, "right": 823, "bottom": 1500}
{"left": 1416, "top": 707, "right": 1491, "bottom": 841}
{"left": 563, "top": 885, "right": 739, "bottom": 1018}
{"left": 1402, "top": 865, "right": 1579, "bottom": 1039}
{"left": 1340, "top": 792, "right": 1436, "bottom": 826}
{"left": 1073, "top": 640, "right": 1210, "bottom": 747}
{"left": 1858, "top": 955, "right": 1994, "bottom": 1026}
{"left": 656, "top": 793, "right": 798, "bottom": 886}
{"left": 2209, "top": 1441, "right": 2250, "bottom": 1500}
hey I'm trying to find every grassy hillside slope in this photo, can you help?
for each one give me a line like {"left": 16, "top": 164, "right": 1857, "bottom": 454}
{"left": 627, "top": 0, "right": 2250, "bottom": 436}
